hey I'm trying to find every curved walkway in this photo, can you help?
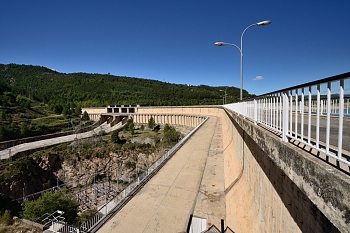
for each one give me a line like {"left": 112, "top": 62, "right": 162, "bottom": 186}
{"left": 0, "top": 122, "right": 123, "bottom": 160}
{"left": 97, "top": 116, "right": 225, "bottom": 233}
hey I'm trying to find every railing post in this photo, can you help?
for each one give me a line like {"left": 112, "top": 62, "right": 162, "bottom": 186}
{"left": 221, "top": 219, "right": 225, "bottom": 233}
{"left": 254, "top": 99, "right": 257, "bottom": 124}
{"left": 264, "top": 97, "right": 269, "bottom": 125}
{"left": 300, "top": 88, "right": 304, "bottom": 142}
{"left": 316, "top": 84, "right": 320, "bottom": 148}
{"left": 326, "top": 82, "right": 331, "bottom": 154}
{"left": 308, "top": 86, "right": 312, "bottom": 144}
{"left": 279, "top": 94, "right": 282, "bottom": 131}
{"left": 186, "top": 214, "right": 193, "bottom": 233}
{"left": 273, "top": 95, "right": 276, "bottom": 129}
{"left": 289, "top": 90, "right": 293, "bottom": 135}
{"left": 270, "top": 96, "right": 272, "bottom": 127}
{"left": 282, "top": 91, "right": 289, "bottom": 142}
{"left": 295, "top": 89, "right": 298, "bottom": 139}
{"left": 338, "top": 79, "right": 344, "bottom": 159}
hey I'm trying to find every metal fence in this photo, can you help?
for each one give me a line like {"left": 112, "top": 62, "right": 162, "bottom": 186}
{"left": 225, "top": 72, "right": 350, "bottom": 167}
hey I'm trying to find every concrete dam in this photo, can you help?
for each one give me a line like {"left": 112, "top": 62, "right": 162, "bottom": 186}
{"left": 81, "top": 105, "right": 350, "bottom": 233}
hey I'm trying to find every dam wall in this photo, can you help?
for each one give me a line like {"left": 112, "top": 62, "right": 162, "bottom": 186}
{"left": 85, "top": 106, "right": 350, "bottom": 232}
{"left": 132, "top": 113, "right": 205, "bottom": 128}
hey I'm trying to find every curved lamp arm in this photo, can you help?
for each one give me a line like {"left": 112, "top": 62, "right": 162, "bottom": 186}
{"left": 241, "top": 20, "right": 271, "bottom": 53}
{"left": 214, "top": 42, "right": 242, "bottom": 54}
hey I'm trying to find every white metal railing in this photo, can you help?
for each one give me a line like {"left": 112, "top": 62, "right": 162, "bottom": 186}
{"left": 225, "top": 72, "right": 350, "bottom": 167}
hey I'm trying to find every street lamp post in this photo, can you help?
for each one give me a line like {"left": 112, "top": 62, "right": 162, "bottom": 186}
{"left": 215, "top": 20, "right": 271, "bottom": 100}
{"left": 219, "top": 90, "right": 225, "bottom": 104}
{"left": 219, "top": 86, "right": 231, "bottom": 104}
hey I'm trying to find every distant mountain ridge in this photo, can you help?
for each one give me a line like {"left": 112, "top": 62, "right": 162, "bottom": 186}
{"left": 0, "top": 63, "right": 251, "bottom": 107}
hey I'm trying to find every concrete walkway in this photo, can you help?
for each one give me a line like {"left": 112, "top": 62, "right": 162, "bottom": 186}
{"left": 97, "top": 116, "right": 225, "bottom": 233}
{"left": 0, "top": 122, "right": 123, "bottom": 160}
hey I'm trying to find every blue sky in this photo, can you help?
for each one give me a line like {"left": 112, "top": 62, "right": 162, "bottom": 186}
{"left": 1, "top": 0, "right": 349, "bottom": 96}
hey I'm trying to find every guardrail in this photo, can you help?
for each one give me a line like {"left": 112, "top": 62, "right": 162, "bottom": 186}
{"left": 225, "top": 72, "right": 350, "bottom": 167}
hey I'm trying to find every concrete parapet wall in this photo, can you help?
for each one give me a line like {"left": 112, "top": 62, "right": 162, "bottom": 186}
{"left": 224, "top": 109, "right": 350, "bottom": 233}
{"left": 82, "top": 107, "right": 106, "bottom": 114}
{"left": 132, "top": 113, "right": 206, "bottom": 128}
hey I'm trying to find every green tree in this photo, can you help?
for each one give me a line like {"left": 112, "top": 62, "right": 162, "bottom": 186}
{"left": 75, "top": 105, "right": 82, "bottom": 115}
{"left": 20, "top": 123, "right": 28, "bottom": 136}
{"left": 0, "top": 126, "right": 7, "bottom": 141}
{"left": 1, "top": 97, "right": 8, "bottom": 107}
{"left": 164, "top": 124, "right": 171, "bottom": 132}
{"left": 111, "top": 130, "right": 121, "bottom": 143}
{"left": 16, "top": 95, "right": 30, "bottom": 108}
{"left": 62, "top": 105, "right": 71, "bottom": 116}
{"left": 128, "top": 121, "right": 134, "bottom": 135}
{"left": 0, "top": 210, "right": 13, "bottom": 225}
{"left": 148, "top": 117, "right": 155, "bottom": 129}
{"left": 52, "top": 104, "right": 63, "bottom": 114}
{"left": 81, "top": 111, "right": 90, "bottom": 121}
{"left": 3, "top": 92, "right": 16, "bottom": 104}
{"left": 140, "top": 125, "right": 145, "bottom": 132}
{"left": 123, "top": 119, "right": 134, "bottom": 135}
{"left": 0, "top": 111, "right": 6, "bottom": 121}
{"left": 0, "top": 79, "right": 10, "bottom": 95}
{"left": 163, "top": 125, "right": 180, "bottom": 143}
{"left": 21, "top": 188, "right": 79, "bottom": 224}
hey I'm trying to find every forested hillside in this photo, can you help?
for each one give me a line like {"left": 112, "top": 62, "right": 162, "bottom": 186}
{"left": 0, "top": 63, "right": 253, "bottom": 141}
{"left": 0, "top": 63, "right": 252, "bottom": 107}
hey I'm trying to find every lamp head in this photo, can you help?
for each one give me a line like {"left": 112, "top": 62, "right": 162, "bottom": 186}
{"left": 256, "top": 20, "right": 271, "bottom": 26}
{"left": 214, "top": 42, "right": 227, "bottom": 46}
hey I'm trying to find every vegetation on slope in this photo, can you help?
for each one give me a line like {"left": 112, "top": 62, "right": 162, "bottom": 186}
{"left": 0, "top": 63, "right": 253, "bottom": 141}
{"left": 0, "top": 63, "right": 252, "bottom": 107}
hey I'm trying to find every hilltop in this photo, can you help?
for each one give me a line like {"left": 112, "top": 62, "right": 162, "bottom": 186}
{"left": 0, "top": 63, "right": 251, "bottom": 107}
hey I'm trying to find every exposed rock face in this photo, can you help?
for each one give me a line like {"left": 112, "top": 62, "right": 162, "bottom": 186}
{"left": 37, "top": 153, "right": 62, "bottom": 171}
{"left": 0, "top": 125, "right": 193, "bottom": 204}
{"left": 0, "top": 147, "right": 163, "bottom": 201}
{"left": 130, "top": 137, "right": 155, "bottom": 146}
{"left": 0, "top": 155, "right": 62, "bottom": 200}
{"left": 54, "top": 149, "right": 163, "bottom": 188}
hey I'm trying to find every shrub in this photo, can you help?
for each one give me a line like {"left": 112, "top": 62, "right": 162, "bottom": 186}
{"left": 125, "top": 161, "right": 136, "bottom": 169}
{"left": 78, "top": 208, "right": 97, "bottom": 224}
{"left": 148, "top": 117, "right": 155, "bottom": 129}
{"left": 163, "top": 125, "right": 181, "bottom": 143}
{"left": 21, "top": 188, "right": 79, "bottom": 225}
{"left": 111, "top": 130, "right": 121, "bottom": 143}
{"left": 0, "top": 210, "right": 13, "bottom": 225}
{"left": 81, "top": 111, "right": 90, "bottom": 121}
